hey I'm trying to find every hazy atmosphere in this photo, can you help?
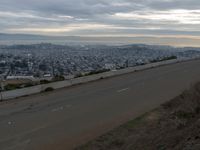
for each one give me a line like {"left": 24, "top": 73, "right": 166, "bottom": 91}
{"left": 1, "top": 0, "right": 200, "bottom": 46}
{"left": 2, "top": 1, "right": 200, "bottom": 150}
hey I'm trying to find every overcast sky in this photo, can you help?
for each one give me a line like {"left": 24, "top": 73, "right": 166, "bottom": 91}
{"left": 1, "top": 0, "right": 200, "bottom": 43}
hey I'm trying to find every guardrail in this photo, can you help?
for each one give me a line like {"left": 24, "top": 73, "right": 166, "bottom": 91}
{"left": 0, "top": 58, "right": 193, "bottom": 101}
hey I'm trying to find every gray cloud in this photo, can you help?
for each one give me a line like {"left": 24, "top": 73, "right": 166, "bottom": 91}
{"left": 0, "top": 0, "right": 200, "bottom": 40}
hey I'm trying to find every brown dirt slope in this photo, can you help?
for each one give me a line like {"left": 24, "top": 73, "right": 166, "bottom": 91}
{"left": 76, "top": 82, "right": 200, "bottom": 150}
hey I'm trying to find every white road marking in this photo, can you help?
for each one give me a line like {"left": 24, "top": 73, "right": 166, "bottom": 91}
{"left": 117, "top": 88, "right": 129, "bottom": 93}
{"left": 51, "top": 106, "right": 64, "bottom": 112}
{"left": 65, "top": 105, "right": 72, "bottom": 108}
{"left": 8, "top": 121, "right": 12, "bottom": 125}
{"left": 51, "top": 105, "right": 72, "bottom": 112}
{"left": 7, "top": 121, "right": 15, "bottom": 126}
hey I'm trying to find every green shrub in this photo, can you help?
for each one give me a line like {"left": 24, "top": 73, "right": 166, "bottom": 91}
{"left": 4, "top": 84, "right": 21, "bottom": 91}
{"left": 44, "top": 87, "right": 54, "bottom": 92}
{"left": 40, "top": 80, "right": 51, "bottom": 84}
{"left": 53, "top": 75, "right": 65, "bottom": 81}
{"left": 150, "top": 56, "right": 177, "bottom": 63}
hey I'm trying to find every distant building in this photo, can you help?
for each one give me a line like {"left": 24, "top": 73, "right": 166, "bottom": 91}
{"left": 64, "top": 75, "right": 75, "bottom": 80}
{"left": 43, "top": 74, "right": 51, "bottom": 77}
{"left": 104, "top": 64, "right": 116, "bottom": 70}
{"left": 6, "top": 76, "right": 35, "bottom": 81}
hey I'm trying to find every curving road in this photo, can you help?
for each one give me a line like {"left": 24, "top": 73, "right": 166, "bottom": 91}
{"left": 1, "top": 59, "right": 200, "bottom": 150}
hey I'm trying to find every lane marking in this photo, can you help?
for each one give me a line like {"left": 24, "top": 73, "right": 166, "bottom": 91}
{"left": 65, "top": 105, "right": 72, "bottom": 108}
{"left": 8, "top": 121, "right": 15, "bottom": 126}
{"left": 51, "top": 105, "right": 72, "bottom": 112}
{"left": 117, "top": 88, "right": 129, "bottom": 93}
{"left": 51, "top": 106, "right": 64, "bottom": 112}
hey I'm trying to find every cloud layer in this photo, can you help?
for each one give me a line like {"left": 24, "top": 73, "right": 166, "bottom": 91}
{"left": 0, "top": 0, "right": 200, "bottom": 40}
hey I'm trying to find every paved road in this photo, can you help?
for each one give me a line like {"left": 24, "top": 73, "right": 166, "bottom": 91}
{"left": 1, "top": 59, "right": 200, "bottom": 150}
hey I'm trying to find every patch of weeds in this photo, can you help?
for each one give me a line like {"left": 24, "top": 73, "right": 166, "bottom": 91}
{"left": 110, "top": 139, "right": 125, "bottom": 147}
{"left": 43, "top": 87, "right": 54, "bottom": 92}
{"left": 195, "top": 107, "right": 200, "bottom": 114}
{"left": 40, "top": 80, "right": 52, "bottom": 84}
{"left": 123, "top": 112, "right": 149, "bottom": 129}
{"left": 175, "top": 111, "right": 194, "bottom": 119}
{"left": 157, "top": 144, "right": 166, "bottom": 150}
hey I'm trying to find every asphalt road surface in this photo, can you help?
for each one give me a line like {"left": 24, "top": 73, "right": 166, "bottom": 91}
{"left": 1, "top": 59, "right": 200, "bottom": 150}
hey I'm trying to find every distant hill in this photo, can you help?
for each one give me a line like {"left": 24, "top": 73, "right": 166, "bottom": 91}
{"left": 0, "top": 33, "right": 77, "bottom": 40}
{"left": 1, "top": 33, "right": 200, "bottom": 47}
{"left": 0, "top": 33, "right": 87, "bottom": 45}
{"left": 0, "top": 33, "right": 47, "bottom": 40}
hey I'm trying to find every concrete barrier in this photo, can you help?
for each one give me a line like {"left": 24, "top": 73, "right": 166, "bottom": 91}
{"left": 1, "top": 85, "right": 42, "bottom": 100}
{"left": 41, "top": 80, "right": 72, "bottom": 91}
{"left": 0, "top": 58, "right": 194, "bottom": 100}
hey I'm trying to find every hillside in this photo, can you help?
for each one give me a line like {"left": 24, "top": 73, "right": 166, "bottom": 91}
{"left": 77, "top": 82, "right": 200, "bottom": 150}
